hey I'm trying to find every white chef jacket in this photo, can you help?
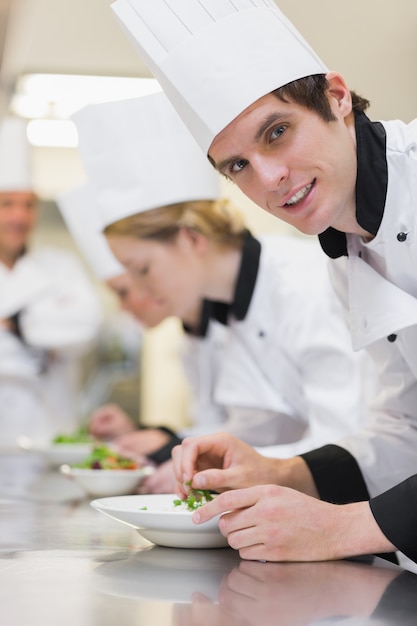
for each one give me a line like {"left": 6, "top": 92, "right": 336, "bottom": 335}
{"left": 178, "top": 234, "right": 374, "bottom": 457}
{"left": 310, "top": 114, "right": 417, "bottom": 498}
{"left": 0, "top": 246, "right": 102, "bottom": 495}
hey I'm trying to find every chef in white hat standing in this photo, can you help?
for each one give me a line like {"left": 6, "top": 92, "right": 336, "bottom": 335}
{"left": 110, "top": 1, "right": 417, "bottom": 565}
{"left": 66, "top": 91, "right": 375, "bottom": 495}
{"left": 0, "top": 117, "right": 101, "bottom": 497}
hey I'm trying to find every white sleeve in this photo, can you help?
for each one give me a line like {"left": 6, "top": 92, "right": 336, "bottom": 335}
{"left": 0, "top": 258, "right": 51, "bottom": 318}
{"left": 337, "top": 327, "right": 417, "bottom": 497}
{"left": 18, "top": 250, "right": 102, "bottom": 350}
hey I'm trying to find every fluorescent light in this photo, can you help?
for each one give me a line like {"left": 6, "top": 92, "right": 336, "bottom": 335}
{"left": 10, "top": 73, "right": 162, "bottom": 147}
{"left": 26, "top": 119, "right": 78, "bottom": 148}
{"left": 11, "top": 73, "right": 161, "bottom": 119}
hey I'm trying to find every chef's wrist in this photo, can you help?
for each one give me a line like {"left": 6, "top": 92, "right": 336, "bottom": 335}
{"left": 332, "top": 501, "right": 396, "bottom": 560}
{"left": 146, "top": 426, "right": 183, "bottom": 465}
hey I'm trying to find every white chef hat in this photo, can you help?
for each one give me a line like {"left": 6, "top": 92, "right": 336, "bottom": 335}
{"left": 72, "top": 90, "right": 221, "bottom": 227}
{"left": 56, "top": 184, "right": 125, "bottom": 281}
{"left": 0, "top": 116, "right": 33, "bottom": 191}
{"left": 110, "top": 0, "right": 329, "bottom": 154}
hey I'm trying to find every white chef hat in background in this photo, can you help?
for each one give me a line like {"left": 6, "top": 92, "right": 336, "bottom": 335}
{"left": 72, "top": 90, "right": 221, "bottom": 228}
{"left": 56, "top": 184, "right": 125, "bottom": 280}
{"left": 0, "top": 116, "right": 33, "bottom": 192}
{"left": 110, "top": 0, "right": 329, "bottom": 154}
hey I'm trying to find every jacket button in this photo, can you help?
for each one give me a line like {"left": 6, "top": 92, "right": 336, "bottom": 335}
{"left": 387, "top": 334, "right": 397, "bottom": 342}
{"left": 397, "top": 232, "right": 407, "bottom": 242}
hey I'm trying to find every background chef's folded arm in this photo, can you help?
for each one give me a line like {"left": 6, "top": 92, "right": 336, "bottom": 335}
{"left": 0, "top": 257, "right": 52, "bottom": 318}
{"left": 19, "top": 250, "right": 102, "bottom": 350}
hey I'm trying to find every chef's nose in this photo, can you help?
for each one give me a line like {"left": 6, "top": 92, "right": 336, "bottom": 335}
{"left": 130, "top": 278, "right": 153, "bottom": 300}
{"left": 253, "top": 154, "right": 289, "bottom": 192}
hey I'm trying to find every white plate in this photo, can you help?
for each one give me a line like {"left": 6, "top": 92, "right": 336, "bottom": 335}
{"left": 61, "top": 465, "right": 154, "bottom": 497}
{"left": 91, "top": 494, "right": 228, "bottom": 549}
{"left": 17, "top": 436, "right": 94, "bottom": 467}
{"left": 93, "top": 545, "right": 240, "bottom": 602}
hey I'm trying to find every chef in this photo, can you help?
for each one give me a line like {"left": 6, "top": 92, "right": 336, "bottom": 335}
{"left": 65, "top": 91, "right": 375, "bottom": 495}
{"left": 0, "top": 117, "right": 101, "bottom": 497}
{"left": 57, "top": 181, "right": 228, "bottom": 483}
{"left": 109, "top": 1, "right": 417, "bottom": 564}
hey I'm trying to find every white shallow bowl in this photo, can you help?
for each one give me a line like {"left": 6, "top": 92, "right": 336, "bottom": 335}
{"left": 93, "top": 545, "right": 240, "bottom": 602}
{"left": 91, "top": 494, "right": 228, "bottom": 549}
{"left": 17, "top": 436, "right": 94, "bottom": 467}
{"left": 60, "top": 466, "right": 154, "bottom": 497}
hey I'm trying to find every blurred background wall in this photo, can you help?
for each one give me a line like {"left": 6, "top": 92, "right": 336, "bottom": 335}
{"left": 1, "top": 0, "right": 416, "bottom": 429}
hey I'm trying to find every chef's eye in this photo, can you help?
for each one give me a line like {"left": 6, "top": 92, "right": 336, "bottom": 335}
{"left": 136, "top": 265, "right": 149, "bottom": 277}
{"left": 117, "top": 288, "right": 128, "bottom": 300}
{"left": 230, "top": 159, "right": 248, "bottom": 174}
{"left": 270, "top": 125, "right": 286, "bottom": 141}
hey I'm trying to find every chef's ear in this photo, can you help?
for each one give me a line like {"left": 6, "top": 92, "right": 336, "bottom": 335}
{"left": 178, "top": 226, "right": 208, "bottom": 254}
{"left": 326, "top": 72, "right": 353, "bottom": 118}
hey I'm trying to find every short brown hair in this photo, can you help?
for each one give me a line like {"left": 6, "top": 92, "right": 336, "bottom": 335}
{"left": 273, "top": 74, "right": 370, "bottom": 121}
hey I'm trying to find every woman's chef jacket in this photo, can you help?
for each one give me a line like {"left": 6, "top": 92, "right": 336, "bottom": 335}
{"left": 300, "top": 111, "right": 417, "bottom": 562}
{"left": 178, "top": 233, "right": 374, "bottom": 456}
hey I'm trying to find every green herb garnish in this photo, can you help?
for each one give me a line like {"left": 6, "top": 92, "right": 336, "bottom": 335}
{"left": 173, "top": 481, "right": 213, "bottom": 511}
{"left": 53, "top": 425, "right": 93, "bottom": 444}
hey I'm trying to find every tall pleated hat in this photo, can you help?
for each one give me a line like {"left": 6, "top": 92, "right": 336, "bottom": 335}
{"left": 56, "top": 184, "right": 125, "bottom": 280}
{"left": 72, "top": 90, "right": 221, "bottom": 227}
{"left": 0, "top": 116, "right": 33, "bottom": 191}
{"left": 110, "top": 0, "right": 329, "bottom": 154}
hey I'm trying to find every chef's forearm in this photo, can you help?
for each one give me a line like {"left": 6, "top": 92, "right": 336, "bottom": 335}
{"left": 269, "top": 455, "right": 320, "bottom": 498}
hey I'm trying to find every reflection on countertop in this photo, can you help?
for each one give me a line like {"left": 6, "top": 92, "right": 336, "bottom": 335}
{"left": 1, "top": 483, "right": 417, "bottom": 626}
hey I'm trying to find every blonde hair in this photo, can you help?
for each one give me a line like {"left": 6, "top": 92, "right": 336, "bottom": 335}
{"left": 104, "top": 199, "right": 247, "bottom": 249}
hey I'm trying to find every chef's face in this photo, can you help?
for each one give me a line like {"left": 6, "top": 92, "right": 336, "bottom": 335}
{"left": 0, "top": 191, "right": 37, "bottom": 264}
{"left": 106, "top": 272, "right": 170, "bottom": 328}
{"left": 208, "top": 73, "right": 358, "bottom": 236}
{"left": 107, "top": 230, "right": 204, "bottom": 321}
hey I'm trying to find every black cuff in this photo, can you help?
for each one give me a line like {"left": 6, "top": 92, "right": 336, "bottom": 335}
{"left": 300, "top": 444, "right": 370, "bottom": 504}
{"left": 370, "top": 474, "right": 417, "bottom": 564}
{"left": 146, "top": 427, "right": 183, "bottom": 466}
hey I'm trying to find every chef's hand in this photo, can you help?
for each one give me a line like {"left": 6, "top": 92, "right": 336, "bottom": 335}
{"left": 114, "top": 428, "right": 170, "bottom": 457}
{"left": 89, "top": 404, "right": 135, "bottom": 439}
{"left": 171, "top": 432, "right": 316, "bottom": 499}
{"left": 137, "top": 459, "right": 176, "bottom": 494}
{"left": 189, "top": 484, "right": 396, "bottom": 562}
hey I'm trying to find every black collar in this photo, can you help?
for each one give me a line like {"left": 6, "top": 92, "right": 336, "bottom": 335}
{"left": 184, "top": 230, "right": 261, "bottom": 336}
{"left": 318, "top": 110, "right": 388, "bottom": 258}
{"left": 182, "top": 299, "right": 212, "bottom": 337}
{"left": 211, "top": 230, "right": 261, "bottom": 326}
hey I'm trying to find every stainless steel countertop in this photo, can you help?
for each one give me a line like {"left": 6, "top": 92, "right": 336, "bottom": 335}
{"left": 1, "top": 471, "right": 416, "bottom": 626}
